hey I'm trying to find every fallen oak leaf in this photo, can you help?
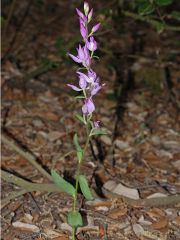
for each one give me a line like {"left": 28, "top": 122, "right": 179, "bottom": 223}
{"left": 108, "top": 207, "right": 128, "bottom": 219}
{"left": 150, "top": 217, "right": 168, "bottom": 230}
{"left": 146, "top": 208, "right": 166, "bottom": 220}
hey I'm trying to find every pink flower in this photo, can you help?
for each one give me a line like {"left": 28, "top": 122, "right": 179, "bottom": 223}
{"left": 93, "top": 121, "right": 100, "bottom": 128}
{"left": 80, "top": 23, "right": 88, "bottom": 40}
{"left": 86, "top": 36, "right": 97, "bottom": 52}
{"left": 82, "top": 98, "right": 95, "bottom": 115}
{"left": 88, "top": 8, "right": 93, "bottom": 23}
{"left": 91, "top": 23, "right": 101, "bottom": 33}
{"left": 69, "top": 44, "right": 91, "bottom": 68}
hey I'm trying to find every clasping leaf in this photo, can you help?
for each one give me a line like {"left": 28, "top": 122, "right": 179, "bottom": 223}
{"left": 79, "top": 175, "right": 93, "bottom": 200}
{"left": 73, "top": 133, "right": 83, "bottom": 162}
{"left": 90, "top": 127, "right": 108, "bottom": 136}
{"left": 51, "top": 170, "right": 76, "bottom": 197}
{"left": 68, "top": 211, "right": 83, "bottom": 227}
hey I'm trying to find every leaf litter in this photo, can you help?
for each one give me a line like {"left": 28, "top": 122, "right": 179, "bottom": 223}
{"left": 1, "top": 0, "right": 180, "bottom": 239}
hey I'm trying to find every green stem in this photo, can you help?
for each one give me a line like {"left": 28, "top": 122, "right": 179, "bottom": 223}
{"left": 72, "top": 227, "right": 76, "bottom": 240}
{"left": 73, "top": 122, "right": 92, "bottom": 212}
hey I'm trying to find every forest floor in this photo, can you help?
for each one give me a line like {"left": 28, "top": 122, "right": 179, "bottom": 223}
{"left": 1, "top": 0, "right": 180, "bottom": 239}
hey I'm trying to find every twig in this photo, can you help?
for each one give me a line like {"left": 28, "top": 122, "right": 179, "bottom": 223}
{"left": 2, "top": 62, "right": 57, "bottom": 92}
{"left": 1, "top": 169, "right": 62, "bottom": 207}
{"left": 2, "top": 0, "right": 17, "bottom": 39}
{"left": 102, "top": 188, "right": 180, "bottom": 208}
{"left": 2, "top": 0, "right": 32, "bottom": 62}
{"left": 1, "top": 170, "right": 60, "bottom": 192}
{"left": 123, "top": 11, "right": 180, "bottom": 32}
{"left": 1, "top": 189, "right": 28, "bottom": 208}
{"left": 22, "top": 64, "right": 56, "bottom": 81}
{"left": 1, "top": 131, "right": 52, "bottom": 181}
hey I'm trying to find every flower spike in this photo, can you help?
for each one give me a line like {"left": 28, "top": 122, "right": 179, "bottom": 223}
{"left": 68, "top": 2, "right": 103, "bottom": 115}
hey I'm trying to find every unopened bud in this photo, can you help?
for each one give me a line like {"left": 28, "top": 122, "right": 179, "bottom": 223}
{"left": 84, "top": 2, "right": 89, "bottom": 16}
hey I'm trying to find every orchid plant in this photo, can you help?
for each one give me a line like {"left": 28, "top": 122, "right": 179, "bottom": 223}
{"left": 51, "top": 2, "right": 106, "bottom": 239}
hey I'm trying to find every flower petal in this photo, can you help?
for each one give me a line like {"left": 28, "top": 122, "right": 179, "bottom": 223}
{"left": 88, "top": 8, "right": 93, "bottom": 22}
{"left": 77, "top": 44, "right": 85, "bottom": 60}
{"left": 77, "top": 71, "right": 90, "bottom": 83}
{"left": 76, "top": 8, "right": 84, "bottom": 19}
{"left": 69, "top": 54, "right": 82, "bottom": 63}
{"left": 67, "top": 84, "right": 82, "bottom": 91}
{"left": 91, "top": 85, "right": 102, "bottom": 96}
{"left": 80, "top": 23, "right": 87, "bottom": 40}
{"left": 79, "top": 77, "right": 87, "bottom": 89}
{"left": 91, "top": 23, "right": 101, "bottom": 33}
{"left": 82, "top": 98, "right": 95, "bottom": 114}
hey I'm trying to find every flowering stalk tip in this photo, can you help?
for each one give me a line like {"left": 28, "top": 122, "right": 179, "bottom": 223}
{"left": 68, "top": 2, "right": 103, "bottom": 120}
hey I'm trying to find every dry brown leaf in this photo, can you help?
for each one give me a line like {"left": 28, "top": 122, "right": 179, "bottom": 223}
{"left": 95, "top": 169, "right": 110, "bottom": 184}
{"left": 35, "top": 238, "right": 46, "bottom": 240}
{"left": 99, "top": 223, "right": 105, "bottom": 238}
{"left": 100, "top": 135, "right": 112, "bottom": 145}
{"left": 144, "top": 151, "right": 158, "bottom": 162}
{"left": 174, "top": 216, "right": 180, "bottom": 227}
{"left": 92, "top": 200, "right": 112, "bottom": 207}
{"left": 42, "top": 112, "right": 59, "bottom": 121}
{"left": 172, "top": 160, "right": 180, "bottom": 170}
{"left": 52, "top": 235, "right": 69, "bottom": 240}
{"left": 147, "top": 208, "right": 166, "bottom": 219}
{"left": 150, "top": 217, "right": 168, "bottom": 230}
{"left": 47, "top": 131, "right": 64, "bottom": 142}
{"left": 108, "top": 207, "right": 128, "bottom": 219}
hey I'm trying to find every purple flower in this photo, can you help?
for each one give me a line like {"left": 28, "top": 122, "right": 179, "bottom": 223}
{"left": 69, "top": 2, "right": 103, "bottom": 117}
{"left": 67, "top": 84, "right": 82, "bottom": 91}
{"left": 91, "top": 23, "right": 101, "bottom": 33}
{"left": 77, "top": 71, "right": 90, "bottom": 83}
{"left": 77, "top": 70, "right": 98, "bottom": 84}
{"left": 86, "top": 36, "right": 97, "bottom": 52}
{"left": 80, "top": 23, "right": 88, "bottom": 40}
{"left": 76, "top": 8, "right": 87, "bottom": 24}
{"left": 67, "top": 72, "right": 88, "bottom": 91}
{"left": 78, "top": 74, "right": 88, "bottom": 89}
{"left": 93, "top": 121, "right": 100, "bottom": 128}
{"left": 82, "top": 98, "right": 95, "bottom": 115}
{"left": 90, "top": 80, "right": 102, "bottom": 96}
{"left": 69, "top": 44, "right": 91, "bottom": 68}
{"left": 67, "top": 80, "right": 87, "bottom": 92}
{"left": 88, "top": 8, "right": 93, "bottom": 23}
{"left": 88, "top": 69, "right": 97, "bottom": 81}
{"left": 76, "top": 8, "right": 85, "bottom": 19}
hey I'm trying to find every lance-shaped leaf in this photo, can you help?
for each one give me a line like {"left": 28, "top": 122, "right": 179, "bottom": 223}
{"left": 73, "top": 134, "right": 82, "bottom": 152}
{"left": 156, "top": 0, "right": 173, "bottom": 6}
{"left": 79, "top": 175, "right": 93, "bottom": 200}
{"left": 68, "top": 211, "right": 83, "bottom": 227}
{"left": 75, "top": 113, "right": 86, "bottom": 124}
{"left": 138, "top": 2, "right": 155, "bottom": 15}
{"left": 90, "top": 127, "right": 108, "bottom": 136}
{"left": 51, "top": 170, "right": 75, "bottom": 197}
{"left": 73, "top": 134, "right": 83, "bottom": 161}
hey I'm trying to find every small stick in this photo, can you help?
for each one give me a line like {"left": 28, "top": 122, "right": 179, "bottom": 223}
{"left": 1, "top": 169, "right": 62, "bottom": 208}
{"left": 1, "top": 170, "right": 60, "bottom": 192}
{"left": 2, "top": 0, "right": 17, "bottom": 38}
{"left": 122, "top": 11, "right": 180, "bottom": 32}
{"left": 1, "top": 132, "right": 52, "bottom": 181}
